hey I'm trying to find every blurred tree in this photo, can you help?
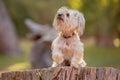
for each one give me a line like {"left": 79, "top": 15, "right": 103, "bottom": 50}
{"left": 94, "top": 0, "right": 120, "bottom": 46}
{"left": 0, "top": 0, "right": 22, "bottom": 56}
{"left": 113, "top": 0, "right": 120, "bottom": 44}
{"left": 3, "top": 0, "right": 67, "bottom": 37}
{"left": 3, "top": 0, "right": 120, "bottom": 46}
{"left": 68, "top": 0, "right": 120, "bottom": 47}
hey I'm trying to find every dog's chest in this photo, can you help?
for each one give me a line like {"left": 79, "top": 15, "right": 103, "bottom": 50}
{"left": 60, "top": 37, "right": 81, "bottom": 59}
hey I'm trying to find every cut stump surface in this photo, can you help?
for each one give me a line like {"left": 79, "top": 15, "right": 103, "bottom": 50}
{"left": 0, "top": 67, "right": 120, "bottom": 80}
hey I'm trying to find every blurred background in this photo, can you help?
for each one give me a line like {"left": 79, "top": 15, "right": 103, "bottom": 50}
{"left": 0, "top": 0, "right": 120, "bottom": 71}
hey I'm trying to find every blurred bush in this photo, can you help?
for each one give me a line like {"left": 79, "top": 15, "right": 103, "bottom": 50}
{"left": 4, "top": 0, "right": 68, "bottom": 37}
{"left": 3, "top": 0, "right": 120, "bottom": 47}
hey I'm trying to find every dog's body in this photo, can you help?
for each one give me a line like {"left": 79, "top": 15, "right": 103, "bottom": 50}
{"left": 52, "top": 7, "right": 86, "bottom": 68}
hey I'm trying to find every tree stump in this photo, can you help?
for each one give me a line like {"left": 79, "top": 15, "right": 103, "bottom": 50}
{"left": 0, "top": 67, "right": 120, "bottom": 80}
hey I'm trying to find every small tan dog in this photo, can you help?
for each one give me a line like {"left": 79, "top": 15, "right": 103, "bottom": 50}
{"left": 51, "top": 6, "right": 86, "bottom": 68}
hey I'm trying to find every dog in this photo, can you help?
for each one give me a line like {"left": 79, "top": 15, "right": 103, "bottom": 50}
{"left": 51, "top": 6, "right": 86, "bottom": 68}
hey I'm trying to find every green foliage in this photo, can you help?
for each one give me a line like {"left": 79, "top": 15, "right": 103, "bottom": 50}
{"left": 3, "top": 0, "right": 68, "bottom": 37}
{"left": 68, "top": 0, "right": 120, "bottom": 36}
{"left": 3, "top": 0, "right": 120, "bottom": 37}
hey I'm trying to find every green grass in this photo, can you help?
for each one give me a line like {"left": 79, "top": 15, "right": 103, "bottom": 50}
{"left": 0, "top": 55, "right": 29, "bottom": 71}
{"left": 0, "top": 39, "right": 120, "bottom": 71}
{"left": 84, "top": 45, "right": 120, "bottom": 69}
{"left": 0, "top": 39, "right": 32, "bottom": 71}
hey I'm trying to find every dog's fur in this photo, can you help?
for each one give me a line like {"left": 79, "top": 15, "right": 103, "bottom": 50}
{"left": 51, "top": 7, "right": 86, "bottom": 68}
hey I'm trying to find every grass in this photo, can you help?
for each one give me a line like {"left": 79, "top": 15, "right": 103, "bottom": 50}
{"left": 0, "top": 55, "right": 29, "bottom": 71}
{"left": 0, "top": 39, "right": 32, "bottom": 71}
{"left": 0, "top": 39, "right": 120, "bottom": 71}
{"left": 84, "top": 45, "right": 120, "bottom": 69}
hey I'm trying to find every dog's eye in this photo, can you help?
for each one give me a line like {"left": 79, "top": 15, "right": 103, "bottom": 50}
{"left": 66, "top": 13, "right": 69, "bottom": 17}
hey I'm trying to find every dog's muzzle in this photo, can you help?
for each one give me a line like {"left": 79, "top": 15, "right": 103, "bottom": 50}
{"left": 57, "top": 14, "right": 63, "bottom": 21}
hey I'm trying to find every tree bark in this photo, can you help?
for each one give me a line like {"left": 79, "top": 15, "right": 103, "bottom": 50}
{"left": 0, "top": 0, "right": 22, "bottom": 56}
{"left": 1, "top": 67, "right": 120, "bottom": 80}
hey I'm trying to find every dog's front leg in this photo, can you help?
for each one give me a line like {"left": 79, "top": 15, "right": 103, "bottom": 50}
{"left": 52, "top": 49, "right": 64, "bottom": 67}
{"left": 71, "top": 52, "right": 84, "bottom": 68}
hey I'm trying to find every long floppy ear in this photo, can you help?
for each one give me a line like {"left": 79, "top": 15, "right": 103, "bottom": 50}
{"left": 53, "top": 15, "right": 57, "bottom": 30}
{"left": 77, "top": 12, "right": 85, "bottom": 36}
{"left": 53, "top": 14, "right": 59, "bottom": 33}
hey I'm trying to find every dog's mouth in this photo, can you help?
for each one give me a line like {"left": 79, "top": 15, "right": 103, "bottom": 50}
{"left": 57, "top": 16, "right": 64, "bottom": 21}
{"left": 62, "top": 32, "right": 75, "bottom": 38}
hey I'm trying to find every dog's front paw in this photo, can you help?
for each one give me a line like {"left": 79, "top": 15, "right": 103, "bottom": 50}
{"left": 52, "top": 62, "right": 58, "bottom": 67}
{"left": 71, "top": 63, "right": 79, "bottom": 68}
{"left": 71, "top": 58, "right": 86, "bottom": 68}
{"left": 71, "top": 60, "right": 80, "bottom": 68}
{"left": 79, "top": 59, "right": 86, "bottom": 67}
{"left": 52, "top": 55, "right": 64, "bottom": 67}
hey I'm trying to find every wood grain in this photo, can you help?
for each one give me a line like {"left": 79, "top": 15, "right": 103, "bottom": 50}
{"left": 1, "top": 67, "right": 120, "bottom": 80}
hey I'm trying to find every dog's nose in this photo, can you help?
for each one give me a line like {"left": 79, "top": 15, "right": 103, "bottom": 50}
{"left": 58, "top": 14, "right": 63, "bottom": 17}
{"left": 57, "top": 14, "right": 63, "bottom": 20}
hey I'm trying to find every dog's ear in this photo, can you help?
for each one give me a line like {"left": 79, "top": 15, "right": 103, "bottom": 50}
{"left": 53, "top": 15, "right": 59, "bottom": 33}
{"left": 77, "top": 12, "right": 85, "bottom": 36}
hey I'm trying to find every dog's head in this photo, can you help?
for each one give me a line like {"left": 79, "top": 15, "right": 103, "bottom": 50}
{"left": 53, "top": 6, "right": 85, "bottom": 36}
